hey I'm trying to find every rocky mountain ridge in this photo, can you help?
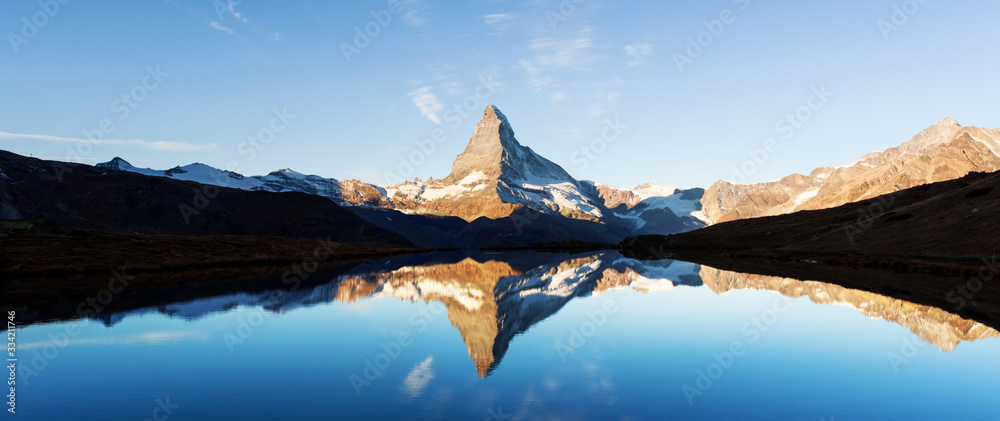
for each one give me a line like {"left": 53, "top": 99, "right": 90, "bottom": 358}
{"left": 702, "top": 118, "right": 1000, "bottom": 223}
{"left": 94, "top": 105, "right": 707, "bottom": 243}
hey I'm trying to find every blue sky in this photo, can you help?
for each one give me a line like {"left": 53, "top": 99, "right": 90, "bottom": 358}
{"left": 1, "top": 0, "right": 998, "bottom": 188}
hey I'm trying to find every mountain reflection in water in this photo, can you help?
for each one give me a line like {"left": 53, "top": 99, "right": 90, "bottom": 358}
{"left": 39, "top": 250, "right": 997, "bottom": 377}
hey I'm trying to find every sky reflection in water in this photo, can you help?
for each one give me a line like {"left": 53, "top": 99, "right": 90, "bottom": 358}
{"left": 15, "top": 251, "right": 1000, "bottom": 420}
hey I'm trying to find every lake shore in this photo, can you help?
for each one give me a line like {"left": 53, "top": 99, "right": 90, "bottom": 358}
{"left": 0, "top": 227, "right": 428, "bottom": 308}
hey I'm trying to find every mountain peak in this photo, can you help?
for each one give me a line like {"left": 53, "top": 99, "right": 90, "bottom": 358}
{"left": 482, "top": 104, "right": 508, "bottom": 124}
{"left": 443, "top": 106, "right": 574, "bottom": 184}
{"left": 96, "top": 157, "right": 134, "bottom": 171}
{"left": 906, "top": 117, "right": 965, "bottom": 154}
{"left": 936, "top": 117, "right": 961, "bottom": 128}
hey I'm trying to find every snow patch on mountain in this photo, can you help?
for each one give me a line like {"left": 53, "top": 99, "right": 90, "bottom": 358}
{"left": 503, "top": 177, "right": 605, "bottom": 219}
{"left": 405, "top": 171, "right": 490, "bottom": 201}
{"left": 593, "top": 182, "right": 709, "bottom": 228}
{"left": 380, "top": 279, "right": 486, "bottom": 311}
{"left": 96, "top": 157, "right": 346, "bottom": 203}
{"left": 792, "top": 188, "right": 820, "bottom": 206}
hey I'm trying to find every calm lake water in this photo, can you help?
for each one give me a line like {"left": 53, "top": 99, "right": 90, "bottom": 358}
{"left": 13, "top": 251, "right": 1000, "bottom": 420}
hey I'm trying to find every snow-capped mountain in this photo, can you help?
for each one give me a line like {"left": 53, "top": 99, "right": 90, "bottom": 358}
{"left": 589, "top": 182, "right": 709, "bottom": 233}
{"left": 95, "top": 105, "right": 707, "bottom": 240}
{"left": 97, "top": 157, "right": 351, "bottom": 204}
{"left": 381, "top": 105, "right": 609, "bottom": 222}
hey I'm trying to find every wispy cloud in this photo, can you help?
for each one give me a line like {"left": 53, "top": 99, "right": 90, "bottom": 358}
{"left": 530, "top": 36, "right": 600, "bottom": 68}
{"left": 402, "top": 357, "right": 434, "bottom": 397}
{"left": 519, "top": 30, "right": 603, "bottom": 90}
{"left": 482, "top": 13, "right": 513, "bottom": 36}
{"left": 408, "top": 86, "right": 444, "bottom": 124}
{"left": 18, "top": 331, "right": 208, "bottom": 350}
{"left": 218, "top": 0, "right": 248, "bottom": 23}
{"left": 271, "top": 31, "right": 281, "bottom": 41}
{"left": 430, "top": 68, "right": 463, "bottom": 95}
{"left": 0, "top": 131, "right": 217, "bottom": 152}
{"left": 399, "top": 0, "right": 428, "bottom": 26}
{"left": 209, "top": 21, "right": 234, "bottom": 34}
{"left": 624, "top": 44, "right": 653, "bottom": 66}
{"left": 550, "top": 92, "right": 568, "bottom": 103}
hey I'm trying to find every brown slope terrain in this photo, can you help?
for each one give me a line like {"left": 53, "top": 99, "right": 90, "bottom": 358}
{"left": 624, "top": 169, "right": 1000, "bottom": 267}
{"left": 702, "top": 118, "right": 1000, "bottom": 223}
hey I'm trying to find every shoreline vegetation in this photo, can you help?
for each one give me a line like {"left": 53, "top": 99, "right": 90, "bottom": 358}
{"left": 0, "top": 227, "right": 427, "bottom": 309}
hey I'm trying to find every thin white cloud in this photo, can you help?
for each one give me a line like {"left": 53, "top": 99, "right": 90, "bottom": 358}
{"left": 214, "top": 0, "right": 247, "bottom": 24}
{"left": 209, "top": 21, "right": 234, "bottom": 34}
{"left": 271, "top": 32, "right": 281, "bottom": 41}
{"left": 588, "top": 103, "right": 606, "bottom": 118}
{"left": 227, "top": 0, "right": 248, "bottom": 23}
{"left": 624, "top": 44, "right": 653, "bottom": 66}
{"left": 519, "top": 30, "right": 603, "bottom": 89}
{"left": 408, "top": 86, "right": 444, "bottom": 125}
{"left": 402, "top": 357, "right": 434, "bottom": 397}
{"left": 0, "top": 131, "right": 217, "bottom": 152}
{"left": 483, "top": 13, "right": 511, "bottom": 25}
{"left": 429, "top": 69, "right": 463, "bottom": 95}
{"left": 18, "top": 331, "right": 208, "bottom": 350}
{"left": 482, "top": 13, "right": 513, "bottom": 36}
{"left": 599, "top": 91, "right": 621, "bottom": 102}
{"left": 550, "top": 92, "right": 568, "bottom": 103}
{"left": 399, "top": 0, "right": 428, "bottom": 26}
{"left": 530, "top": 36, "right": 600, "bottom": 68}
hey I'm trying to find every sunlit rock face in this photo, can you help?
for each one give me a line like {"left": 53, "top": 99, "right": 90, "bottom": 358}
{"left": 698, "top": 266, "right": 1000, "bottom": 351}
{"left": 701, "top": 118, "right": 1000, "bottom": 223}
{"left": 380, "top": 105, "right": 608, "bottom": 222}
